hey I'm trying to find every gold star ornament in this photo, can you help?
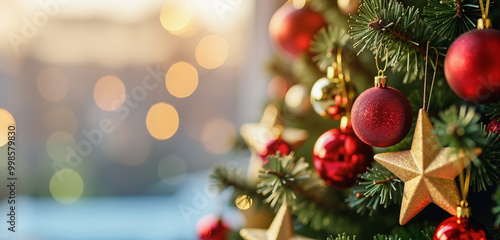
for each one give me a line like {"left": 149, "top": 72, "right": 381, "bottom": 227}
{"left": 240, "top": 105, "right": 308, "bottom": 182}
{"left": 374, "top": 109, "right": 482, "bottom": 225}
{"left": 240, "top": 204, "right": 313, "bottom": 240}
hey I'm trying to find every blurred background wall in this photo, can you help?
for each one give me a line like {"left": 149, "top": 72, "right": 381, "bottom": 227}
{"left": 0, "top": 0, "right": 280, "bottom": 238}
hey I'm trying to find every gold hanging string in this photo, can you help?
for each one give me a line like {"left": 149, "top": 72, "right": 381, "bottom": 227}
{"left": 478, "top": 0, "right": 491, "bottom": 29}
{"left": 375, "top": 44, "right": 388, "bottom": 77}
{"left": 422, "top": 42, "right": 439, "bottom": 112}
{"left": 479, "top": 0, "right": 490, "bottom": 19}
{"left": 374, "top": 44, "right": 388, "bottom": 88}
{"left": 426, "top": 46, "right": 438, "bottom": 112}
{"left": 336, "top": 48, "right": 350, "bottom": 115}
{"left": 456, "top": 151, "right": 473, "bottom": 218}
{"left": 344, "top": 55, "right": 353, "bottom": 116}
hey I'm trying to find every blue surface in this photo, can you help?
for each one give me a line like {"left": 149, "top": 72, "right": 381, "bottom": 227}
{"left": 0, "top": 170, "right": 243, "bottom": 240}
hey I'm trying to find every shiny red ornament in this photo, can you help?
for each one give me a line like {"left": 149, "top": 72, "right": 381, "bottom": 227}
{"left": 351, "top": 86, "right": 412, "bottom": 147}
{"left": 259, "top": 138, "right": 292, "bottom": 162}
{"left": 313, "top": 126, "right": 373, "bottom": 189}
{"left": 444, "top": 29, "right": 500, "bottom": 104}
{"left": 433, "top": 216, "right": 488, "bottom": 240}
{"left": 197, "top": 215, "right": 230, "bottom": 240}
{"left": 269, "top": 3, "right": 327, "bottom": 60}
{"left": 487, "top": 117, "right": 500, "bottom": 133}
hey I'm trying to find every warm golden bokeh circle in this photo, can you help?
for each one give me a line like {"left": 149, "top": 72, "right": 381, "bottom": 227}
{"left": 0, "top": 109, "right": 15, "bottom": 147}
{"left": 94, "top": 75, "right": 126, "bottom": 111}
{"left": 165, "top": 62, "right": 198, "bottom": 98}
{"left": 195, "top": 35, "right": 229, "bottom": 69}
{"left": 146, "top": 102, "right": 179, "bottom": 140}
{"left": 160, "top": 1, "right": 193, "bottom": 36}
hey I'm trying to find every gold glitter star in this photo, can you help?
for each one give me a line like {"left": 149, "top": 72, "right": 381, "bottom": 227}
{"left": 240, "top": 105, "right": 308, "bottom": 182}
{"left": 374, "top": 109, "right": 482, "bottom": 225}
{"left": 240, "top": 204, "right": 313, "bottom": 240}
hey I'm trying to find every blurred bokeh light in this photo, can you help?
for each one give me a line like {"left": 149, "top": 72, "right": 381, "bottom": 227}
{"left": 0, "top": 108, "right": 15, "bottom": 147}
{"left": 160, "top": 1, "right": 195, "bottom": 36}
{"left": 50, "top": 169, "right": 84, "bottom": 204}
{"left": 146, "top": 102, "right": 179, "bottom": 140}
{"left": 165, "top": 61, "right": 198, "bottom": 98}
{"left": 93, "top": 75, "right": 126, "bottom": 111}
{"left": 196, "top": 35, "right": 229, "bottom": 69}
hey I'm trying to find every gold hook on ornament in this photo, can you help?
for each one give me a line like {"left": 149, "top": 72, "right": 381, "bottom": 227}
{"left": 374, "top": 44, "right": 388, "bottom": 87}
{"left": 478, "top": 0, "right": 491, "bottom": 29}
{"left": 375, "top": 44, "right": 388, "bottom": 76}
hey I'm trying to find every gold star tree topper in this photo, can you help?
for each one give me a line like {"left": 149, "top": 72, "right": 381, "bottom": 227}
{"left": 374, "top": 109, "right": 481, "bottom": 225}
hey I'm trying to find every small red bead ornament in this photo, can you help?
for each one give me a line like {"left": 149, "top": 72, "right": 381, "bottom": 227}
{"left": 487, "top": 117, "right": 500, "bottom": 133}
{"left": 197, "top": 215, "right": 230, "bottom": 240}
{"left": 259, "top": 138, "right": 292, "bottom": 162}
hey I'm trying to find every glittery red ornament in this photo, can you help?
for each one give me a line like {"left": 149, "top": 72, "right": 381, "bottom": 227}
{"left": 259, "top": 138, "right": 292, "bottom": 162}
{"left": 197, "top": 215, "right": 230, "bottom": 240}
{"left": 269, "top": 3, "right": 327, "bottom": 60}
{"left": 313, "top": 126, "right": 373, "bottom": 189}
{"left": 487, "top": 117, "right": 500, "bottom": 133}
{"left": 351, "top": 85, "right": 412, "bottom": 147}
{"left": 433, "top": 216, "right": 488, "bottom": 240}
{"left": 444, "top": 29, "right": 500, "bottom": 104}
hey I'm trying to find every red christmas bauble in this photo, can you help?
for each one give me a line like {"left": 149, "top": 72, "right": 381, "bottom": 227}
{"left": 487, "top": 117, "right": 500, "bottom": 133}
{"left": 313, "top": 126, "right": 373, "bottom": 188}
{"left": 433, "top": 216, "right": 488, "bottom": 240}
{"left": 197, "top": 215, "right": 230, "bottom": 240}
{"left": 351, "top": 86, "right": 412, "bottom": 147}
{"left": 269, "top": 3, "right": 327, "bottom": 60}
{"left": 444, "top": 29, "right": 500, "bottom": 104}
{"left": 259, "top": 138, "right": 292, "bottom": 162}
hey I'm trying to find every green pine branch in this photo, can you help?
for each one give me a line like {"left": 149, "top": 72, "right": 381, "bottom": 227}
{"left": 392, "top": 224, "right": 436, "bottom": 240}
{"left": 433, "top": 105, "right": 486, "bottom": 153}
{"left": 494, "top": 185, "right": 500, "bottom": 225}
{"left": 424, "top": 0, "right": 484, "bottom": 40}
{"left": 487, "top": 102, "right": 500, "bottom": 119}
{"left": 209, "top": 163, "right": 266, "bottom": 208}
{"left": 432, "top": 105, "right": 500, "bottom": 191}
{"left": 257, "top": 153, "right": 357, "bottom": 233}
{"left": 471, "top": 126, "right": 500, "bottom": 191}
{"left": 346, "top": 163, "right": 403, "bottom": 216}
{"left": 349, "top": 0, "right": 447, "bottom": 83}
{"left": 311, "top": 26, "right": 353, "bottom": 71}
{"left": 373, "top": 234, "right": 401, "bottom": 240}
{"left": 328, "top": 233, "right": 356, "bottom": 240}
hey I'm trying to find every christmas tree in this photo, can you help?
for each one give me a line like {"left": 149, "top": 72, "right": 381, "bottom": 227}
{"left": 208, "top": 0, "right": 500, "bottom": 239}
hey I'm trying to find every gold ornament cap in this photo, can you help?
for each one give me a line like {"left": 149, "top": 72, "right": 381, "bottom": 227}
{"left": 374, "top": 76, "right": 387, "bottom": 88}
{"left": 456, "top": 201, "right": 471, "bottom": 218}
{"left": 477, "top": 18, "right": 492, "bottom": 29}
